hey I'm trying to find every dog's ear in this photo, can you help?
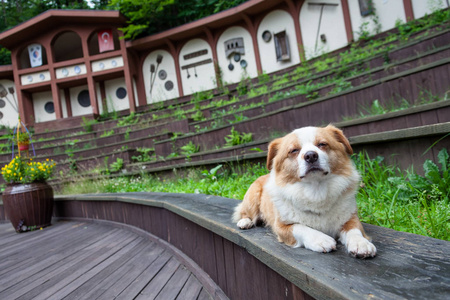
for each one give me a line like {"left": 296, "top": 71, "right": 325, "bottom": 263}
{"left": 267, "top": 138, "right": 282, "bottom": 170}
{"left": 327, "top": 125, "right": 353, "bottom": 155}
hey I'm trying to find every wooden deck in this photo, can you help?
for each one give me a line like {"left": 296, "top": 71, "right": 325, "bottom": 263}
{"left": 0, "top": 220, "right": 219, "bottom": 300}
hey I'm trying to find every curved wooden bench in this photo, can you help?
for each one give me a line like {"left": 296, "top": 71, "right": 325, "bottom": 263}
{"left": 1, "top": 193, "right": 449, "bottom": 299}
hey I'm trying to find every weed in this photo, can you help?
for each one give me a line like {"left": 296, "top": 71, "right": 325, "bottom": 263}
{"left": 132, "top": 147, "right": 154, "bottom": 162}
{"left": 100, "top": 130, "right": 115, "bottom": 138}
{"left": 109, "top": 158, "right": 124, "bottom": 173}
{"left": 180, "top": 141, "right": 200, "bottom": 160}
{"left": 81, "top": 117, "right": 97, "bottom": 133}
{"left": 224, "top": 127, "right": 252, "bottom": 147}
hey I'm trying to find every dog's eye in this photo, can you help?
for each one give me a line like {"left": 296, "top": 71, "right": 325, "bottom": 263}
{"left": 289, "top": 149, "right": 300, "bottom": 154}
{"left": 318, "top": 143, "right": 327, "bottom": 149}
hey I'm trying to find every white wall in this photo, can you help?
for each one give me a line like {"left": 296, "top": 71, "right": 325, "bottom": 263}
{"left": 300, "top": 0, "right": 348, "bottom": 59}
{"left": 412, "top": 0, "right": 449, "bottom": 19}
{"left": 104, "top": 77, "right": 130, "bottom": 112}
{"left": 32, "top": 91, "right": 55, "bottom": 123}
{"left": 179, "top": 38, "right": 216, "bottom": 95}
{"left": 349, "top": 0, "right": 406, "bottom": 40}
{"left": 0, "top": 80, "right": 19, "bottom": 127}
{"left": 257, "top": 9, "right": 301, "bottom": 74}
{"left": 216, "top": 26, "right": 258, "bottom": 83}
{"left": 143, "top": 49, "right": 179, "bottom": 103}
{"left": 70, "top": 85, "right": 93, "bottom": 117}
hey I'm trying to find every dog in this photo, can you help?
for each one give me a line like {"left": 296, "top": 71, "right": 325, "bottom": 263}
{"left": 233, "top": 125, "right": 376, "bottom": 258}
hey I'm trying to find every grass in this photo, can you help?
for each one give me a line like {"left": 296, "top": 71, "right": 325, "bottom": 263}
{"left": 60, "top": 150, "right": 450, "bottom": 241}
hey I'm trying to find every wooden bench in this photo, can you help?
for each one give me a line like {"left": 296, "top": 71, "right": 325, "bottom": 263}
{"left": 1, "top": 193, "right": 449, "bottom": 299}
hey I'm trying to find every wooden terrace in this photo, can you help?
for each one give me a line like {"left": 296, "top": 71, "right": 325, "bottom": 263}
{"left": 0, "top": 219, "right": 225, "bottom": 300}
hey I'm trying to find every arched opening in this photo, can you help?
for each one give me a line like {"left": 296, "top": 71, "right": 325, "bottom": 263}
{"left": 18, "top": 44, "right": 48, "bottom": 70}
{"left": 87, "top": 29, "right": 120, "bottom": 56}
{"left": 52, "top": 31, "right": 83, "bottom": 63}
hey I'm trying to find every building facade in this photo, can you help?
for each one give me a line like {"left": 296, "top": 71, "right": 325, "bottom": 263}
{"left": 0, "top": 0, "right": 447, "bottom": 128}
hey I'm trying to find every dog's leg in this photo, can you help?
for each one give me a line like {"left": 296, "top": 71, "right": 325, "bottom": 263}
{"left": 233, "top": 175, "right": 267, "bottom": 229}
{"left": 273, "top": 220, "right": 337, "bottom": 253}
{"left": 339, "top": 213, "right": 377, "bottom": 258}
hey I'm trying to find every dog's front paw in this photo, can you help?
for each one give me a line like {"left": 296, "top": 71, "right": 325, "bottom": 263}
{"left": 236, "top": 218, "right": 254, "bottom": 229}
{"left": 303, "top": 232, "right": 337, "bottom": 253}
{"left": 346, "top": 235, "right": 377, "bottom": 258}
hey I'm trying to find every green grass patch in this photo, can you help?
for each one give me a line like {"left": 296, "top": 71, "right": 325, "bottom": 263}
{"left": 60, "top": 149, "right": 449, "bottom": 241}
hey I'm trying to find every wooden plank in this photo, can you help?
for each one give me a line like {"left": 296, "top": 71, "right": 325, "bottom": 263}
{"left": 40, "top": 237, "right": 145, "bottom": 300}
{"left": 213, "top": 235, "right": 228, "bottom": 293}
{"left": 197, "top": 288, "right": 214, "bottom": 300}
{"left": 62, "top": 240, "right": 154, "bottom": 300}
{"left": 155, "top": 265, "right": 191, "bottom": 300}
{"left": 222, "top": 238, "right": 237, "bottom": 299}
{"left": 106, "top": 250, "right": 171, "bottom": 300}
{"left": 135, "top": 257, "right": 181, "bottom": 299}
{"left": 176, "top": 274, "right": 203, "bottom": 300}
{"left": 10, "top": 230, "right": 136, "bottom": 300}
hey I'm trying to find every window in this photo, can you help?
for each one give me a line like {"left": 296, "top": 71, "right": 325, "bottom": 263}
{"left": 274, "top": 31, "right": 290, "bottom": 62}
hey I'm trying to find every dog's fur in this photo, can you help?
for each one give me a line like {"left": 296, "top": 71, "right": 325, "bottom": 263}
{"left": 233, "top": 125, "right": 376, "bottom": 258}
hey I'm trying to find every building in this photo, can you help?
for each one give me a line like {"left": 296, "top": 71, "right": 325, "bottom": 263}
{"left": 0, "top": 0, "right": 447, "bottom": 129}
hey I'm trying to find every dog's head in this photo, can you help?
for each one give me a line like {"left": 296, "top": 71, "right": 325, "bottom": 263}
{"left": 267, "top": 125, "right": 354, "bottom": 184}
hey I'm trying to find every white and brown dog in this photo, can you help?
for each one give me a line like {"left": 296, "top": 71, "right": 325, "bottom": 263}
{"left": 233, "top": 125, "right": 376, "bottom": 258}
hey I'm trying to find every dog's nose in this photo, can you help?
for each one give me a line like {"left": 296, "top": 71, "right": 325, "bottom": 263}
{"left": 304, "top": 151, "right": 318, "bottom": 164}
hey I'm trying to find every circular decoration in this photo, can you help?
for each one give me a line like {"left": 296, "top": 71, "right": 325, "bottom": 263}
{"left": 233, "top": 53, "right": 241, "bottom": 62}
{"left": 74, "top": 66, "right": 81, "bottom": 74}
{"left": 39, "top": 74, "right": 45, "bottom": 80}
{"left": 240, "top": 59, "right": 248, "bottom": 68}
{"left": 77, "top": 90, "right": 91, "bottom": 108}
{"left": 99, "top": 62, "right": 105, "bottom": 70}
{"left": 27, "top": 75, "right": 33, "bottom": 83}
{"left": 116, "top": 87, "right": 127, "bottom": 100}
{"left": 62, "top": 68, "right": 69, "bottom": 77}
{"left": 228, "top": 63, "right": 234, "bottom": 71}
{"left": 165, "top": 80, "right": 174, "bottom": 91}
{"left": 44, "top": 101, "right": 54, "bottom": 114}
{"left": 111, "top": 60, "right": 117, "bottom": 67}
{"left": 262, "top": 30, "right": 272, "bottom": 42}
{"left": 158, "top": 70, "right": 167, "bottom": 80}
{"left": 0, "top": 99, "right": 5, "bottom": 108}
{"left": 0, "top": 111, "right": 3, "bottom": 120}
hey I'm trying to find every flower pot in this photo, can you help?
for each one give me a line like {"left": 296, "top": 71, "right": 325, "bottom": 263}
{"left": 2, "top": 182, "right": 54, "bottom": 232}
{"left": 18, "top": 143, "right": 29, "bottom": 151}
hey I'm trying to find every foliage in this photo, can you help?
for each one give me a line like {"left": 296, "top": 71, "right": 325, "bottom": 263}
{"left": 117, "top": 112, "right": 139, "bottom": 126}
{"left": 180, "top": 141, "right": 200, "bottom": 157}
{"left": 15, "top": 131, "right": 30, "bottom": 144}
{"left": 81, "top": 117, "right": 97, "bottom": 133}
{"left": 109, "top": 158, "right": 124, "bottom": 173}
{"left": 132, "top": 147, "right": 154, "bottom": 162}
{"left": 224, "top": 127, "right": 252, "bottom": 147}
{"left": 100, "top": 130, "right": 115, "bottom": 137}
{"left": 108, "top": 0, "right": 247, "bottom": 39}
{"left": 1, "top": 156, "right": 55, "bottom": 184}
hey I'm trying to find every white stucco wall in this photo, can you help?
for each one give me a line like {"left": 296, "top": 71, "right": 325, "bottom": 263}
{"left": 179, "top": 38, "right": 216, "bottom": 96}
{"left": 104, "top": 77, "right": 130, "bottom": 112}
{"left": 32, "top": 91, "right": 55, "bottom": 123}
{"left": 70, "top": 85, "right": 93, "bottom": 117}
{"left": 0, "top": 80, "right": 19, "bottom": 127}
{"left": 257, "top": 9, "right": 300, "bottom": 74}
{"left": 300, "top": 0, "right": 348, "bottom": 59}
{"left": 143, "top": 50, "right": 179, "bottom": 103}
{"left": 411, "top": 0, "right": 449, "bottom": 19}
{"left": 349, "top": 0, "right": 407, "bottom": 40}
{"left": 216, "top": 26, "right": 258, "bottom": 84}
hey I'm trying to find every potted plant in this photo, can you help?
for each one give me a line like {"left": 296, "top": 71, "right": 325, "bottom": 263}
{"left": 1, "top": 156, "right": 56, "bottom": 232}
{"left": 17, "top": 131, "right": 30, "bottom": 151}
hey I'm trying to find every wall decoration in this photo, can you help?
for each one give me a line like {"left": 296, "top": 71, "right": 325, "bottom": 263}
{"left": 240, "top": 60, "right": 248, "bottom": 68}
{"left": 158, "top": 70, "right": 167, "bottom": 80}
{"left": 274, "top": 31, "right": 291, "bottom": 61}
{"left": 183, "top": 49, "right": 208, "bottom": 60}
{"left": 99, "top": 62, "right": 105, "bottom": 70}
{"left": 39, "top": 74, "right": 45, "bottom": 80}
{"left": 0, "top": 99, "right": 5, "bottom": 108}
{"left": 234, "top": 53, "right": 241, "bottom": 62}
{"left": 0, "top": 111, "right": 3, "bottom": 119}
{"left": 0, "top": 85, "right": 18, "bottom": 113}
{"left": 74, "top": 66, "right": 81, "bottom": 74}
{"left": 28, "top": 44, "right": 43, "bottom": 68}
{"left": 262, "top": 30, "right": 272, "bottom": 42}
{"left": 165, "top": 80, "right": 174, "bottom": 91}
{"left": 62, "top": 68, "right": 69, "bottom": 76}
{"left": 116, "top": 87, "right": 127, "bottom": 99}
{"left": 97, "top": 29, "right": 114, "bottom": 53}
{"left": 359, "top": 0, "right": 373, "bottom": 16}
{"left": 224, "top": 38, "right": 245, "bottom": 58}
{"left": 77, "top": 90, "right": 91, "bottom": 107}
{"left": 44, "top": 102, "right": 54, "bottom": 114}
{"left": 27, "top": 76, "right": 33, "bottom": 83}
{"left": 181, "top": 58, "right": 212, "bottom": 78}
{"left": 228, "top": 62, "right": 234, "bottom": 71}
{"left": 111, "top": 60, "right": 117, "bottom": 67}
{"left": 149, "top": 54, "right": 164, "bottom": 95}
